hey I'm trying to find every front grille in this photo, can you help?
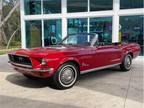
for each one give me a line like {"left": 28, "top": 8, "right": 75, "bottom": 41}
{"left": 8, "top": 54, "right": 32, "bottom": 66}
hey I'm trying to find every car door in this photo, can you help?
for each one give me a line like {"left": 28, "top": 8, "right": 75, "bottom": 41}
{"left": 92, "top": 44, "right": 122, "bottom": 68}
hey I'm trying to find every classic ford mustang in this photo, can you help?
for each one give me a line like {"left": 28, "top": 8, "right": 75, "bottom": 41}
{"left": 8, "top": 33, "right": 140, "bottom": 89}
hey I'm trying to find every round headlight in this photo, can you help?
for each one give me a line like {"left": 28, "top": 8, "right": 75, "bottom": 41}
{"left": 41, "top": 59, "right": 47, "bottom": 66}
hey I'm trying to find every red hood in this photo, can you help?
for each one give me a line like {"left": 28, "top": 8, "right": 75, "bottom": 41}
{"left": 11, "top": 45, "right": 90, "bottom": 58}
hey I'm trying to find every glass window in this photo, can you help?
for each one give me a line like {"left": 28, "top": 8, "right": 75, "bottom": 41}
{"left": 24, "top": 0, "right": 41, "bottom": 15}
{"left": 67, "top": 0, "right": 88, "bottom": 13}
{"left": 25, "top": 20, "right": 42, "bottom": 48}
{"left": 120, "top": 15, "right": 144, "bottom": 56}
{"left": 44, "top": 20, "right": 62, "bottom": 46}
{"left": 68, "top": 18, "right": 88, "bottom": 35}
{"left": 43, "top": 0, "right": 61, "bottom": 14}
{"left": 120, "top": 0, "right": 144, "bottom": 9}
{"left": 90, "top": 0, "right": 113, "bottom": 11}
{"left": 90, "top": 17, "right": 112, "bottom": 45}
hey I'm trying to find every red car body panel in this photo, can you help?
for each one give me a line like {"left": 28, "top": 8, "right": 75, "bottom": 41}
{"left": 8, "top": 43, "right": 140, "bottom": 78}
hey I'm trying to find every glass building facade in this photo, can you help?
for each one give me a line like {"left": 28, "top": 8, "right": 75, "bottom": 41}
{"left": 20, "top": 0, "right": 144, "bottom": 55}
{"left": 120, "top": 15, "right": 144, "bottom": 55}
{"left": 90, "top": 0, "right": 113, "bottom": 11}
{"left": 43, "top": 0, "right": 61, "bottom": 14}
{"left": 67, "top": 0, "right": 88, "bottom": 13}
{"left": 68, "top": 18, "right": 88, "bottom": 34}
{"left": 90, "top": 17, "right": 112, "bottom": 45}
{"left": 24, "top": 0, "right": 41, "bottom": 15}
{"left": 25, "top": 20, "right": 42, "bottom": 48}
{"left": 44, "top": 19, "right": 62, "bottom": 46}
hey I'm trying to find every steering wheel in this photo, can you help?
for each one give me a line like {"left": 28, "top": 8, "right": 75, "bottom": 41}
{"left": 51, "top": 37, "right": 57, "bottom": 45}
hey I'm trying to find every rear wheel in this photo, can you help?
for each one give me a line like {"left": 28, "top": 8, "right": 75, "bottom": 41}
{"left": 120, "top": 54, "right": 132, "bottom": 71}
{"left": 52, "top": 62, "right": 79, "bottom": 89}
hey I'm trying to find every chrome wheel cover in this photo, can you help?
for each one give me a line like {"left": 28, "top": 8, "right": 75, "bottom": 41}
{"left": 124, "top": 55, "right": 132, "bottom": 69}
{"left": 59, "top": 65, "right": 77, "bottom": 87}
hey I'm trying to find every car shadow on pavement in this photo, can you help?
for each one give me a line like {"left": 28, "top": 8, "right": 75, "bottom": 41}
{"left": 5, "top": 66, "right": 121, "bottom": 90}
{"left": 6, "top": 73, "right": 55, "bottom": 89}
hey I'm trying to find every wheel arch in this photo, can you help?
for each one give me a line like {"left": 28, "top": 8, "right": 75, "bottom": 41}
{"left": 59, "top": 58, "right": 80, "bottom": 74}
{"left": 127, "top": 52, "right": 133, "bottom": 58}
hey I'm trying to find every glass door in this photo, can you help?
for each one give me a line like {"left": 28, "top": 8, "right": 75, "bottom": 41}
{"left": 44, "top": 19, "right": 62, "bottom": 46}
{"left": 25, "top": 20, "right": 42, "bottom": 48}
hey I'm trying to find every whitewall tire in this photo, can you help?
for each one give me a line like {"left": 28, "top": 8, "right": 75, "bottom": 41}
{"left": 52, "top": 62, "right": 78, "bottom": 89}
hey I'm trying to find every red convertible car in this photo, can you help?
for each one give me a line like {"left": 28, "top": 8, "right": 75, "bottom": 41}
{"left": 8, "top": 33, "right": 140, "bottom": 89}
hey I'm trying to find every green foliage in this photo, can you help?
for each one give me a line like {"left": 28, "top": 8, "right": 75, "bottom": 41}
{"left": 1, "top": 0, "right": 21, "bottom": 48}
{"left": 0, "top": 51, "right": 6, "bottom": 55}
{"left": 9, "top": 40, "right": 21, "bottom": 46}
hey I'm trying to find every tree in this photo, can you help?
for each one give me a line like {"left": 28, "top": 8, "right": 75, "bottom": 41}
{"left": 0, "top": 0, "right": 20, "bottom": 48}
{"left": 0, "top": 0, "right": 3, "bottom": 44}
{"left": 0, "top": 1, "right": 19, "bottom": 28}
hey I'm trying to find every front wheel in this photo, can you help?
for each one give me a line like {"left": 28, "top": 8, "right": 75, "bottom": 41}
{"left": 52, "top": 62, "right": 79, "bottom": 89}
{"left": 120, "top": 54, "right": 132, "bottom": 71}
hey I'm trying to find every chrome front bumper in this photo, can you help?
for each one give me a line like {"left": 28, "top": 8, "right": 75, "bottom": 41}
{"left": 9, "top": 61, "right": 54, "bottom": 73}
{"left": 14, "top": 66, "right": 54, "bottom": 73}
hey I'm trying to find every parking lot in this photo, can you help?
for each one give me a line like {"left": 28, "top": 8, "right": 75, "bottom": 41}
{"left": 0, "top": 55, "right": 143, "bottom": 108}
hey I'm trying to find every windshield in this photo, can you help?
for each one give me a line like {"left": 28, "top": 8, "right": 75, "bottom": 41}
{"left": 60, "top": 34, "right": 98, "bottom": 46}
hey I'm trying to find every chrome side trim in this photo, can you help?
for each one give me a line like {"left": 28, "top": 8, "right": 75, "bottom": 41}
{"left": 10, "top": 62, "right": 32, "bottom": 68}
{"left": 14, "top": 66, "right": 54, "bottom": 73}
{"left": 81, "top": 63, "right": 121, "bottom": 74}
{"left": 111, "top": 59, "right": 121, "bottom": 62}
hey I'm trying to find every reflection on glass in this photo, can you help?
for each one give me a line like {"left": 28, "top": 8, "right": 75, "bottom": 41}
{"left": 67, "top": 0, "right": 88, "bottom": 13}
{"left": 68, "top": 18, "right": 88, "bottom": 35}
{"left": 26, "top": 20, "right": 42, "bottom": 48}
{"left": 120, "top": 15, "right": 144, "bottom": 55}
{"left": 43, "top": 0, "right": 61, "bottom": 14}
{"left": 90, "top": 0, "right": 113, "bottom": 11}
{"left": 120, "top": 0, "right": 143, "bottom": 9}
{"left": 44, "top": 20, "right": 62, "bottom": 46}
{"left": 24, "top": 0, "right": 41, "bottom": 15}
{"left": 90, "top": 17, "right": 112, "bottom": 45}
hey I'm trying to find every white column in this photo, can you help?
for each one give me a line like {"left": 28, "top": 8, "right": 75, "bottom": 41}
{"left": 112, "top": 0, "right": 120, "bottom": 43}
{"left": 87, "top": 18, "right": 90, "bottom": 33}
{"left": 41, "top": 0, "right": 44, "bottom": 47}
{"left": 62, "top": 18, "right": 67, "bottom": 38}
{"left": 62, "top": 0, "right": 67, "bottom": 39}
{"left": 42, "top": 20, "right": 44, "bottom": 47}
{"left": 87, "top": 0, "right": 90, "bottom": 34}
{"left": 20, "top": 0, "right": 26, "bottom": 48}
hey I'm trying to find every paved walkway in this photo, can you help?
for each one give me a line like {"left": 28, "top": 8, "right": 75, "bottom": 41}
{"left": 0, "top": 55, "right": 143, "bottom": 108}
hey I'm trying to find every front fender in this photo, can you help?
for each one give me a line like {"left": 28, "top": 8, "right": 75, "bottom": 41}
{"left": 59, "top": 57, "right": 80, "bottom": 67}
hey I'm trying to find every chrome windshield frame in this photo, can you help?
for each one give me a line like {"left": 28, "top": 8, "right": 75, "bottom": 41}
{"left": 58, "top": 33, "right": 98, "bottom": 47}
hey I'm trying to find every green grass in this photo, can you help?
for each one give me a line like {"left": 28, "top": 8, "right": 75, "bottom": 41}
{"left": 0, "top": 47, "right": 20, "bottom": 55}
{"left": 0, "top": 51, "right": 7, "bottom": 55}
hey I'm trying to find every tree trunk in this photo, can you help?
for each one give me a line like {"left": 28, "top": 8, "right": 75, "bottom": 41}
{"left": 0, "top": 1, "right": 20, "bottom": 28}
{"left": 0, "top": 0, "right": 3, "bottom": 45}
{"left": 0, "top": 1, "right": 20, "bottom": 45}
